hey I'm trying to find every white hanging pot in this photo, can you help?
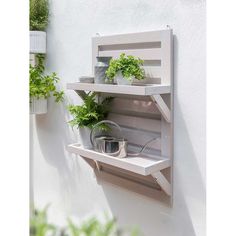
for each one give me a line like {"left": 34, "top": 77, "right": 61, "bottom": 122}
{"left": 30, "top": 97, "right": 48, "bottom": 114}
{"left": 79, "top": 127, "right": 93, "bottom": 149}
{"left": 30, "top": 31, "right": 46, "bottom": 54}
{"left": 114, "top": 71, "right": 134, "bottom": 85}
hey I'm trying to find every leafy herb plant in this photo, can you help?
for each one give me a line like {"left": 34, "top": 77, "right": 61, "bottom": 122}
{"left": 67, "top": 216, "right": 140, "bottom": 236}
{"left": 30, "top": 205, "right": 56, "bottom": 236}
{"left": 105, "top": 53, "right": 145, "bottom": 82}
{"left": 30, "top": 206, "right": 141, "bottom": 236}
{"left": 30, "top": 0, "right": 49, "bottom": 31}
{"left": 67, "top": 92, "right": 112, "bottom": 130}
{"left": 30, "top": 54, "right": 64, "bottom": 102}
{"left": 67, "top": 216, "right": 117, "bottom": 236}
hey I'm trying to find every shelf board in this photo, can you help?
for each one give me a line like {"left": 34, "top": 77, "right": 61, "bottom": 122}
{"left": 67, "top": 143, "right": 170, "bottom": 176}
{"left": 67, "top": 82, "right": 171, "bottom": 95}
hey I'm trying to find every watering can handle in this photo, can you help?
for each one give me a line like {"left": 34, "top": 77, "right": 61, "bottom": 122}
{"left": 90, "top": 120, "right": 124, "bottom": 147}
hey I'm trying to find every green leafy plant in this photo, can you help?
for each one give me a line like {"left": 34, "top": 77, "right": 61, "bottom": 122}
{"left": 30, "top": 54, "right": 64, "bottom": 102}
{"left": 67, "top": 216, "right": 117, "bottom": 236}
{"left": 105, "top": 53, "right": 145, "bottom": 82}
{"left": 30, "top": 0, "right": 49, "bottom": 31}
{"left": 67, "top": 92, "right": 112, "bottom": 130}
{"left": 30, "top": 206, "right": 141, "bottom": 236}
{"left": 30, "top": 205, "right": 56, "bottom": 236}
{"left": 67, "top": 216, "right": 141, "bottom": 236}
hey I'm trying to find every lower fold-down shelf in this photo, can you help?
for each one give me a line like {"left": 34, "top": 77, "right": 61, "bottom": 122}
{"left": 67, "top": 143, "right": 171, "bottom": 196}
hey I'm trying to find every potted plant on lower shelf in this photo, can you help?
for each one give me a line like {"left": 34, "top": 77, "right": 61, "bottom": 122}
{"left": 67, "top": 92, "right": 112, "bottom": 148}
{"left": 30, "top": 0, "right": 49, "bottom": 53}
{"left": 106, "top": 53, "right": 145, "bottom": 85}
{"left": 30, "top": 54, "right": 64, "bottom": 114}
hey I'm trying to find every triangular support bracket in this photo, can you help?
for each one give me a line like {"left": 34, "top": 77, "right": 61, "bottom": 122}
{"left": 151, "top": 171, "right": 171, "bottom": 196}
{"left": 151, "top": 94, "right": 171, "bottom": 123}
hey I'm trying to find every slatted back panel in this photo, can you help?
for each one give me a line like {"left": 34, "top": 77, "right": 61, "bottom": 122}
{"left": 92, "top": 30, "right": 172, "bottom": 85}
{"left": 92, "top": 30, "right": 172, "bottom": 158}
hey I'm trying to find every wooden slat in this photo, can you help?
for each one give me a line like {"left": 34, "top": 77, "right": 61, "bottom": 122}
{"left": 143, "top": 66, "right": 162, "bottom": 78}
{"left": 108, "top": 126, "right": 161, "bottom": 151}
{"left": 98, "top": 41, "right": 161, "bottom": 51}
{"left": 108, "top": 113, "right": 161, "bottom": 133}
{"left": 110, "top": 97, "right": 161, "bottom": 116}
{"left": 98, "top": 48, "right": 162, "bottom": 61}
{"left": 159, "top": 29, "right": 172, "bottom": 84}
{"left": 92, "top": 30, "right": 171, "bottom": 46}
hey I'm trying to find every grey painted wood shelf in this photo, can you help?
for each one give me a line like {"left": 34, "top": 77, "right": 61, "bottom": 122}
{"left": 67, "top": 83, "right": 171, "bottom": 96}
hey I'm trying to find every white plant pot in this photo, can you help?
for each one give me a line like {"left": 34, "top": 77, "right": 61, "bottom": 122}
{"left": 79, "top": 127, "right": 93, "bottom": 149}
{"left": 115, "top": 71, "right": 134, "bottom": 85}
{"left": 30, "top": 98, "right": 47, "bottom": 114}
{"left": 30, "top": 31, "right": 46, "bottom": 54}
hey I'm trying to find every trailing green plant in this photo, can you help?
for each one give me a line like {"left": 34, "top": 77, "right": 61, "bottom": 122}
{"left": 67, "top": 92, "right": 113, "bottom": 130}
{"left": 30, "top": 205, "right": 56, "bottom": 236}
{"left": 30, "top": 0, "right": 49, "bottom": 31}
{"left": 30, "top": 54, "right": 64, "bottom": 102}
{"left": 105, "top": 53, "right": 145, "bottom": 82}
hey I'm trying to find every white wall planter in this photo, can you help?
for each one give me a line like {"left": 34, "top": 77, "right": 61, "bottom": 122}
{"left": 30, "top": 98, "right": 47, "bottom": 114}
{"left": 79, "top": 127, "right": 92, "bottom": 149}
{"left": 30, "top": 31, "right": 46, "bottom": 54}
{"left": 115, "top": 71, "right": 134, "bottom": 85}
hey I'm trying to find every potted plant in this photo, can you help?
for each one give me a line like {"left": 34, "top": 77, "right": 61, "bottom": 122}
{"left": 67, "top": 92, "right": 112, "bottom": 148}
{"left": 30, "top": 54, "right": 64, "bottom": 114}
{"left": 30, "top": 0, "right": 49, "bottom": 53}
{"left": 106, "top": 53, "right": 145, "bottom": 85}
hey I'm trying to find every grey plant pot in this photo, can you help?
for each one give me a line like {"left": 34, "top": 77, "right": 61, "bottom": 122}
{"left": 94, "top": 56, "right": 112, "bottom": 84}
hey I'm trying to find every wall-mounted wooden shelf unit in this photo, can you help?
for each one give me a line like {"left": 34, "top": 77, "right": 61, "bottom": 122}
{"left": 67, "top": 29, "right": 173, "bottom": 204}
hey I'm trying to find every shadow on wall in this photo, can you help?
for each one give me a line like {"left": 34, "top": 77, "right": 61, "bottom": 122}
{"left": 91, "top": 36, "right": 205, "bottom": 236}
{"left": 34, "top": 96, "right": 78, "bottom": 208}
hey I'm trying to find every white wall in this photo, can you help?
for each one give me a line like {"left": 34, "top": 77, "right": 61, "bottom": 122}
{"left": 32, "top": 0, "right": 206, "bottom": 235}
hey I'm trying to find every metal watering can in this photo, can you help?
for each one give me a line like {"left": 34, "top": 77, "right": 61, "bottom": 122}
{"left": 90, "top": 120, "right": 128, "bottom": 158}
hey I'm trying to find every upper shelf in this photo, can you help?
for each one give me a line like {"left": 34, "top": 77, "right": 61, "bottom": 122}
{"left": 67, "top": 82, "right": 171, "bottom": 96}
{"left": 67, "top": 143, "right": 171, "bottom": 176}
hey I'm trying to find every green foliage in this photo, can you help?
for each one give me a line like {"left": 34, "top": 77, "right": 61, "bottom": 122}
{"left": 105, "top": 53, "right": 145, "bottom": 82}
{"left": 30, "top": 0, "right": 49, "bottom": 31}
{"left": 67, "top": 92, "right": 113, "bottom": 130}
{"left": 30, "top": 207, "right": 141, "bottom": 236}
{"left": 30, "top": 54, "right": 64, "bottom": 102}
{"left": 67, "top": 216, "right": 141, "bottom": 236}
{"left": 67, "top": 216, "right": 118, "bottom": 236}
{"left": 30, "top": 205, "right": 56, "bottom": 236}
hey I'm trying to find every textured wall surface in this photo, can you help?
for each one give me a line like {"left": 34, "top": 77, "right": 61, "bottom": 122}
{"left": 31, "top": 0, "right": 206, "bottom": 235}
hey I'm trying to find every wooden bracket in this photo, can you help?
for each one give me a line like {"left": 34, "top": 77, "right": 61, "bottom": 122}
{"left": 151, "top": 171, "right": 171, "bottom": 196}
{"left": 75, "top": 91, "right": 87, "bottom": 101}
{"left": 151, "top": 94, "right": 171, "bottom": 123}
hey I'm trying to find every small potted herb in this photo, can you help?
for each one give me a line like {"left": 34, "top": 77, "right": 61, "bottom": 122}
{"left": 30, "top": 0, "right": 49, "bottom": 53}
{"left": 30, "top": 54, "right": 64, "bottom": 114}
{"left": 106, "top": 53, "right": 145, "bottom": 85}
{"left": 67, "top": 92, "right": 112, "bottom": 148}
